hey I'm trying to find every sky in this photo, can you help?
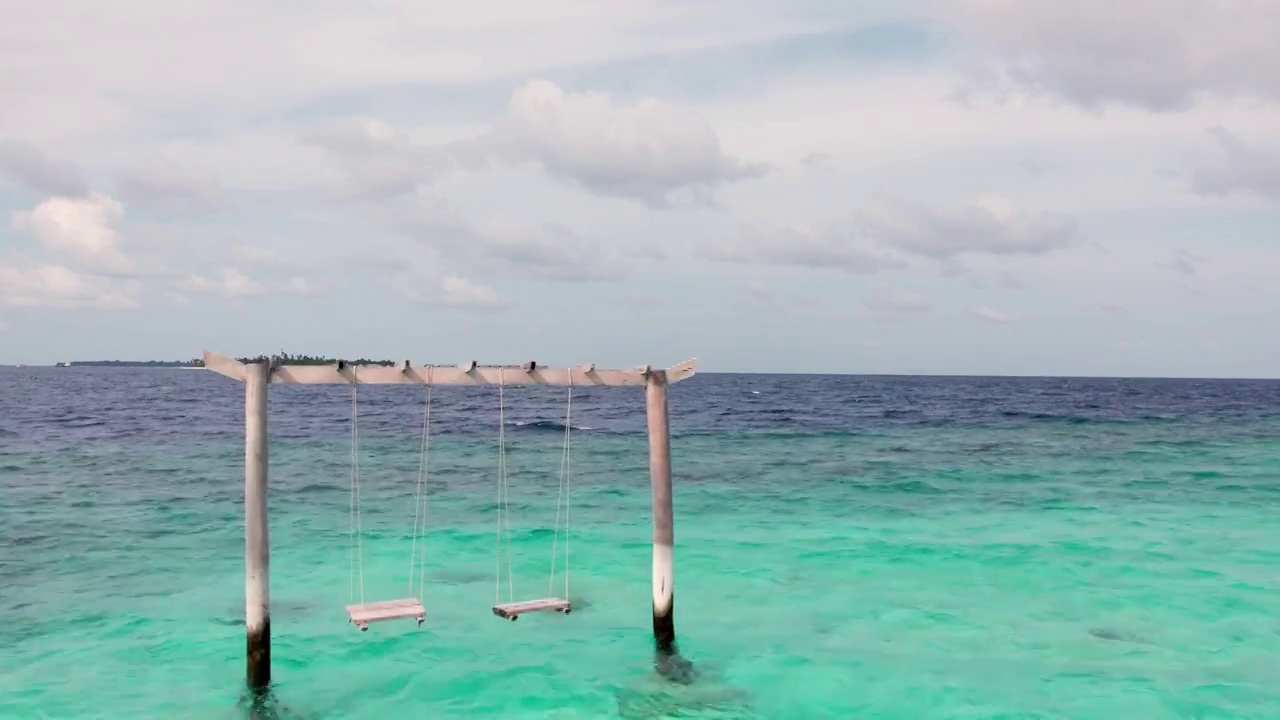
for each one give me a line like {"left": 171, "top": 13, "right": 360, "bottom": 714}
{"left": 1, "top": 1, "right": 1279, "bottom": 376}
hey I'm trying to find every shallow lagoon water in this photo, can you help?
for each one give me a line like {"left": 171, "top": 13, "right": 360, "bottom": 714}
{"left": 2, "top": 368, "right": 1278, "bottom": 718}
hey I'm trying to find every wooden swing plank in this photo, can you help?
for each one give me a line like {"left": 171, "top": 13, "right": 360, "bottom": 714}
{"left": 492, "top": 597, "right": 571, "bottom": 620}
{"left": 346, "top": 598, "right": 426, "bottom": 629}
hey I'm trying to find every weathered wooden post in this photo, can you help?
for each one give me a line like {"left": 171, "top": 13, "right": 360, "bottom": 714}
{"left": 244, "top": 359, "right": 271, "bottom": 692}
{"left": 645, "top": 368, "right": 675, "bottom": 653}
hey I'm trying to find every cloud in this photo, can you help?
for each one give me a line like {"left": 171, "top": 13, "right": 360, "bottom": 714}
{"left": 744, "top": 280, "right": 774, "bottom": 304}
{"left": 705, "top": 195, "right": 1076, "bottom": 273}
{"left": 389, "top": 273, "right": 508, "bottom": 310}
{"left": 969, "top": 305, "right": 1018, "bottom": 324}
{"left": 304, "top": 80, "right": 765, "bottom": 208}
{"left": 0, "top": 4, "right": 1276, "bottom": 375}
{"left": 9, "top": 192, "right": 136, "bottom": 274}
{"left": 947, "top": 0, "right": 1280, "bottom": 111}
{"left": 182, "top": 268, "right": 266, "bottom": 299}
{"left": 702, "top": 222, "right": 903, "bottom": 274}
{"left": 735, "top": 279, "right": 837, "bottom": 324}
{"left": 948, "top": 264, "right": 1025, "bottom": 291}
{"left": 866, "top": 285, "right": 931, "bottom": 319}
{"left": 393, "top": 197, "right": 634, "bottom": 282}
{"left": 1, "top": 1, "right": 873, "bottom": 145}
{"left": 740, "top": 280, "right": 790, "bottom": 315}
{"left": 0, "top": 140, "right": 88, "bottom": 196}
{"left": 1186, "top": 127, "right": 1280, "bottom": 200}
{"left": 467, "top": 80, "right": 766, "bottom": 207}
{"left": 305, "top": 117, "right": 450, "bottom": 200}
{"left": 607, "top": 290, "right": 660, "bottom": 308}
{"left": 0, "top": 264, "right": 139, "bottom": 310}
{"left": 116, "top": 156, "right": 226, "bottom": 212}
{"left": 282, "top": 276, "right": 320, "bottom": 296}
{"left": 1158, "top": 248, "right": 1207, "bottom": 277}
{"left": 858, "top": 194, "right": 1078, "bottom": 261}
{"left": 179, "top": 267, "right": 327, "bottom": 300}
{"left": 481, "top": 223, "right": 631, "bottom": 281}
{"left": 800, "top": 152, "right": 836, "bottom": 170}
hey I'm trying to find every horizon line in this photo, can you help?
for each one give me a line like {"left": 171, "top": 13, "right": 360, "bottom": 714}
{"left": 2, "top": 362, "right": 1277, "bottom": 382}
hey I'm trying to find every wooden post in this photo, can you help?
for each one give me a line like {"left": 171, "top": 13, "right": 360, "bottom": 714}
{"left": 646, "top": 369, "right": 676, "bottom": 653}
{"left": 245, "top": 360, "right": 271, "bottom": 692}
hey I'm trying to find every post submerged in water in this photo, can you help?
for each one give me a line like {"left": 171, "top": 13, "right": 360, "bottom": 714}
{"left": 645, "top": 368, "right": 676, "bottom": 654}
{"left": 244, "top": 358, "right": 271, "bottom": 693}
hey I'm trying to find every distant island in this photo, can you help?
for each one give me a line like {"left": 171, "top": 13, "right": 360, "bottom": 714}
{"left": 56, "top": 360, "right": 201, "bottom": 368}
{"left": 230, "top": 353, "right": 396, "bottom": 366}
{"left": 55, "top": 353, "right": 396, "bottom": 368}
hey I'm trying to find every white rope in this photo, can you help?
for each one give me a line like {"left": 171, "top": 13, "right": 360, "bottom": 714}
{"left": 349, "top": 366, "right": 365, "bottom": 605}
{"left": 548, "top": 373, "right": 572, "bottom": 599}
{"left": 408, "top": 368, "right": 432, "bottom": 600}
{"left": 495, "top": 369, "right": 513, "bottom": 604}
{"left": 349, "top": 374, "right": 355, "bottom": 604}
{"left": 564, "top": 380, "right": 571, "bottom": 601}
{"left": 418, "top": 368, "right": 433, "bottom": 602}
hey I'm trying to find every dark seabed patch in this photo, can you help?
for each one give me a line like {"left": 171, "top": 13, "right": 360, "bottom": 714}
{"left": 216, "top": 600, "right": 316, "bottom": 627}
{"left": 1089, "top": 627, "right": 1153, "bottom": 645}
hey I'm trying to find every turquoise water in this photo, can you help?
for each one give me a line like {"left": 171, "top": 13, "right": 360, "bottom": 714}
{"left": 2, "top": 369, "right": 1279, "bottom": 718}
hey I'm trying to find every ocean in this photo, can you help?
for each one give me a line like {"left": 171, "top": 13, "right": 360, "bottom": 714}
{"left": 1, "top": 367, "right": 1278, "bottom": 719}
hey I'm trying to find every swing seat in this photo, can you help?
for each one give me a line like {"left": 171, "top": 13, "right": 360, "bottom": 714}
{"left": 492, "top": 597, "right": 571, "bottom": 621}
{"left": 346, "top": 598, "right": 426, "bottom": 630}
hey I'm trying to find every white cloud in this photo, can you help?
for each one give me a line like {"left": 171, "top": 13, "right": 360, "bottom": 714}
{"left": 389, "top": 272, "right": 508, "bottom": 310}
{"left": 706, "top": 66, "right": 1280, "bottom": 217}
{"left": 1186, "top": 128, "right": 1280, "bottom": 200}
{"left": 306, "top": 117, "right": 449, "bottom": 200}
{"left": 9, "top": 192, "right": 134, "bottom": 273}
{"left": 734, "top": 278, "right": 839, "bottom": 325}
{"left": 0, "top": 2, "right": 879, "bottom": 145}
{"left": 116, "top": 155, "right": 225, "bottom": 211}
{"left": 0, "top": 264, "right": 138, "bottom": 310}
{"left": 858, "top": 194, "right": 1078, "bottom": 261}
{"left": 386, "top": 195, "right": 635, "bottom": 282}
{"left": 969, "top": 305, "right": 1018, "bottom": 324}
{"left": 282, "top": 276, "right": 318, "bottom": 296}
{"left": 310, "top": 80, "right": 766, "bottom": 208}
{"left": 608, "top": 290, "right": 660, "bottom": 308}
{"left": 469, "top": 79, "right": 767, "bottom": 207}
{"left": 182, "top": 268, "right": 265, "bottom": 299}
{"left": 1158, "top": 248, "right": 1208, "bottom": 277}
{"left": 181, "top": 267, "right": 321, "bottom": 300}
{"left": 702, "top": 222, "right": 903, "bottom": 274}
{"left": 744, "top": 280, "right": 774, "bottom": 304}
{"left": 0, "top": 140, "right": 87, "bottom": 196}
{"left": 704, "top": 195, "right": 1076, "bottom": 273}
{"left": 439, "top": 276, "right": 504, "bottom": 308}
{"left": 948, "top": 0, "right": 1280, "bottom": 111}
{"left": 479, "top": 223, "right": 632, "bottom": 282}
{"left": 866, "top": 285, "right": 931, "bottom": 319}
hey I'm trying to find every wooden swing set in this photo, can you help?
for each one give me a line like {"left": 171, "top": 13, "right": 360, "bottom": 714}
{"left": 201, "top": 349, "right": 698, "bottom": 692}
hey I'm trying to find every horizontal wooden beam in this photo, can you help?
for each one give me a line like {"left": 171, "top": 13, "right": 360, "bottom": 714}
{"left": 200, "top": 350, "right": 697, "bottom": 387}
{"left": 203, "top": 348, "right": 248, "bottom": 382}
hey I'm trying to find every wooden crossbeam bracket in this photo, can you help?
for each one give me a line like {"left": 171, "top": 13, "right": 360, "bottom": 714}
{"left": 200, "top": 350, "right": 698, "bottom": 387}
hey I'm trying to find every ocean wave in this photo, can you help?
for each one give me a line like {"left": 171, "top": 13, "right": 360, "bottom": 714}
{"left": 503, "top": 419, "right": 596, "bottom": 432}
